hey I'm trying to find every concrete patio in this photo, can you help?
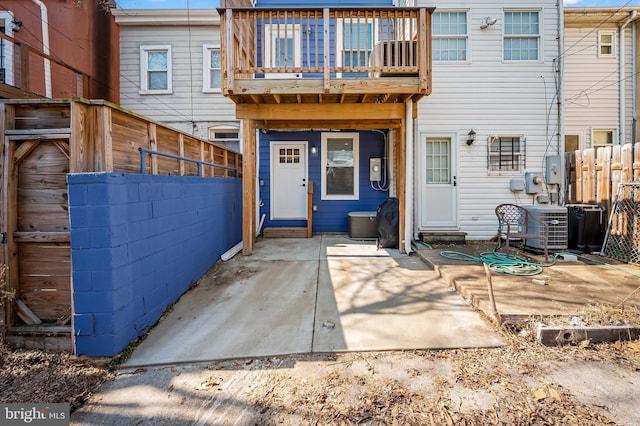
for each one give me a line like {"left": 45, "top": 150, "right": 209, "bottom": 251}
{"left": 123, "top": 235, "right": 505, "bottom": 367}
{"left": 414, "top": 242, "right": 640, "bottom": 323}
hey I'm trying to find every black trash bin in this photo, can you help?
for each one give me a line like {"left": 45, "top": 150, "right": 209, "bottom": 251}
{"left": 567, "top": 204, "right": 605, "bottom": 253}
{"left": 376, "top": 197, "right": 399, "bottom": 249}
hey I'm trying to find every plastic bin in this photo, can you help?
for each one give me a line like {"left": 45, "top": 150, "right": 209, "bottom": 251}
{"left": 567, "top": 204, "right": 605, "bottom": 253}
{"left": 348, "top": 211, "right": 378, "bottom": 239}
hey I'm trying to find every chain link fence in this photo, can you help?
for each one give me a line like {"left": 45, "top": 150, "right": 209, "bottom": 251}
{"left": 602, "top": 183, "right": 640, "bottom": 264}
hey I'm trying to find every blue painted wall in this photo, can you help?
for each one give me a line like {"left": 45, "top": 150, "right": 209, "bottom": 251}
{"left": 68, "top": 173, "right": 242, "bottom": 357}
{"left": 259, "top": 130, "right": 390, "bottom": 232}
{"left": 257, "top": 1, "right": 393, "bottom": 6}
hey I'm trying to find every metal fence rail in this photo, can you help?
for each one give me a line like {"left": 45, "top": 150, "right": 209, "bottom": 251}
{"left": 138, "top": 147, "right": 239, "bottom": 177}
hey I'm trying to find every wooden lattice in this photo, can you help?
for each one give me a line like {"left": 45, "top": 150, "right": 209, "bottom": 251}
{"left": 601, "top": 183, "right": 640, "bottom": 264}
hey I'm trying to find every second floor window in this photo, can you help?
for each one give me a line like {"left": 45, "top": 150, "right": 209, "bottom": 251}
{"left": 203, "top": 45, "right": 221, "bottom": 92}
{"left": 433, "top": 11, "right": 467, "bottom": 62}
{"left": 140, "top": 45, "right": 172, "bottom": 94}
{"left": 504, "top": 11, "right": 540, "bottom": 61}
{"left": 598, "top": 31, "right": 616, "bottom": 57}
{"left": 343, "top": 22, "right": 373, "bottom": 77}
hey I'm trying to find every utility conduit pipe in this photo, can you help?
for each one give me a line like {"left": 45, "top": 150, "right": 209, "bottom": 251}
{"left": 32, "top": 0, "right": 51, "bottom": 98}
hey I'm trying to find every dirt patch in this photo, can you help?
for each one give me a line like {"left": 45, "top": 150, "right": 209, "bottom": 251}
{"left": 0, "top": 344, "right": 112, "bottom": 411}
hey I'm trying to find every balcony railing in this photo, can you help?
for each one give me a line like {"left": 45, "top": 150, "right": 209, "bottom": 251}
{"left": 0, "top": 33, "right": 89, "bottom": 99}
{"left": 220, "top": 7, "right": 432, "bottom": 103}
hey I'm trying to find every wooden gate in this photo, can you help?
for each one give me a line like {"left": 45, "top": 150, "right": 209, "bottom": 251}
{"left": 3, "top": 135, "right": 71, "bottom": 328}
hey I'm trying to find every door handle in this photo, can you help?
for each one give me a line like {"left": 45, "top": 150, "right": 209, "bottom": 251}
{"left": 453, "top": 176, "right": 457, "bottom": 187}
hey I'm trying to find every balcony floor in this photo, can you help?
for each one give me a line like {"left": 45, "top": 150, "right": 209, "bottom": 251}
{"left": 227, "top": 77, "right": 427, "bottom": 105}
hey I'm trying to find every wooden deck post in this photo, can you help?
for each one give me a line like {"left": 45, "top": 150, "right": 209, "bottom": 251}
{"left": 242, "top": 119, "right": 256, "bottom": 255}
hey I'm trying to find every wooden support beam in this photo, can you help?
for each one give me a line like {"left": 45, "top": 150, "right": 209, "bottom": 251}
{"left": 307, "top": 181, "right": 314, "bottom": 238}
{"left": 237, "top": 103, "right": 406, "bottom": 121}
{"left": 148, "top": 123, "right": 158, "bottom": 175}
{"left": 5, "top": 140, "right": 18, "bottom": 328}
{"left": 95, "top": 106, "right": 114, "bottom": 172}
{"left": 242, "top": 119, "right": 256, "bottom": 255}
{"left": 70, "top": 101, "right": 93, "bottom": 173}
{"left": 178, "top": 134, "right": 185, "bottom": 176}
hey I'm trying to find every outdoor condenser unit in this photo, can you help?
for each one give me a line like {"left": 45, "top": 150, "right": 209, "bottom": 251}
{"left": 370, "top": 41, "right": 418, "bottom": 77}
{"left": 522, "top": 205, "right": 568, "bottom": 250}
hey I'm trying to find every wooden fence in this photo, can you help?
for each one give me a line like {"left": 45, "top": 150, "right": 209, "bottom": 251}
{"left": 566, "top": 143, "right": 640, "bottom": 209}
{"left": 0, "top": 99, "right": 242, "bottom": 346}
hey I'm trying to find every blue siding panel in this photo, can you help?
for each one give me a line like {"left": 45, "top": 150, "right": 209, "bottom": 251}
{"left": 259, "top": 130, "right": 390, "bottom": 233}
{"left": 257, "top": 0, "right": 393, "bottom": 6}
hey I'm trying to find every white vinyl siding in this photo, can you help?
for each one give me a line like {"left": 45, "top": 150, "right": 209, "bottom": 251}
{"left": 432, "top": 11, "right": 468, "bottom": 62}
{"left": 118, "top": 19, "right": 237, "bottom": 138}
{"left": 564, "top": 21, "right": 634, "bottom": 147}
{"left": 415, "top": 0, "right": 560, "bottom": 240}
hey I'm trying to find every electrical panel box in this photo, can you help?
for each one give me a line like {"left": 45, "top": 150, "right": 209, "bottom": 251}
{"left": 545, "top": 155, "right": 562, "bottom": 185}
{"left": 525, "top": 172, "right": 544, "bottom": 194}
{"left": 510, "top": 178, "right": 525, "bottom": 192}
{"left": 370, "top": 158, "right": 382, "bottom": 181}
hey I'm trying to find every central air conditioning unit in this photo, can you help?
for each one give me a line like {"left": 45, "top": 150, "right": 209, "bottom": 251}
{"left": 370, "top": 40, "right": 417, "bottom": 77}
{"left": 523, "top": 205, "right": 568, "bottom": 250}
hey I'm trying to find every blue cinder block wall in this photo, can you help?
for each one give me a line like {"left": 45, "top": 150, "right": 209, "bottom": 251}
{"left": 68, "top": 173, "right": 242, "bottom": 357}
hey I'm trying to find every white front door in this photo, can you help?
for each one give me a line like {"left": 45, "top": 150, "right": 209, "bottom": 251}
{"left": 271, "top": 142, "right": 308, "bottom": 219}
{"left": 420, "top": 137, "right": 457, "bottom": 228}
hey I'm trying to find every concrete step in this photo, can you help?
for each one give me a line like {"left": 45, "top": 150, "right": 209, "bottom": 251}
{"left": 419, "top": 231, "right": 467, "bottom": 244}
{"left": 263, "top": 227, "right": 309, "bottom": 238}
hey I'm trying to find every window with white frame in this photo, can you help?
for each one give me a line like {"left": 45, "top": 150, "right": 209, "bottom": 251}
{"left": 432, "top": 11, "right": 467, "bottom": 62}
{"left": 140, "top": 45, "right": 172, "bottom": 94}
{"left": 264, "top": 23, "right": 301, "bottom": 72}
{"left": 598, "top": 31, "right": 615, "bottom": 57}
{"left": 488, "top": 136, "right": 525, "bottom": 172}
{"left": 593, "top": 129, "right": 615, "bottom": 145}
{"left": 0, "top": 11, "right": 15, "bottom": 85}
{"left": 504, "top": 11, "right": 540, "bottom": 61}
{"left": 341, "top": 21, "right": 374, "bottom": 77}
{"left": 203, "top": 45, "right": 221, "bottom": 92}
{"left": 322, "top": 133, "right": 359, "bottom": 200}
{"left": 208, "top": 125, "right": 240, "bottom": 152}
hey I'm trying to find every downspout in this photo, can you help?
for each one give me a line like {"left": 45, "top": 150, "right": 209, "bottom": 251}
{"left": 633, "top": 19, "right": 638, "bottom": 143}
{"left": 619, "top": 10, "right": 637, "bottom": 145}
{"left": 557, "top": 0, "right": 564, "bottom": 203}
{"left": 404, "top": 99, "right": 413, "bottom": 255}
{"left": 32, "top": 0, "right": 51, "bottom": 98}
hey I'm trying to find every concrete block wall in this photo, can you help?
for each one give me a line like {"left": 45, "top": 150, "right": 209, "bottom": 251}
{"left": 68, "top": 172, "right": 242, "bottom": 357}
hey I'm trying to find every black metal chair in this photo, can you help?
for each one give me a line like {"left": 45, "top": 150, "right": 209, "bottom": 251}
{"left": 495, "top": 203, "right": 549, "bottom": 261}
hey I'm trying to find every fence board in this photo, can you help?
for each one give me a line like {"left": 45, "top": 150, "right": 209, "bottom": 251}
{"left": 568, "top": 143, "right": 638, "bottom": 208}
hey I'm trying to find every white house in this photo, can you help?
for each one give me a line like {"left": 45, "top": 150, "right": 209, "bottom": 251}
{"left": 564, "top": 7, "right": 639, "bottom": 151}
{"left": 415, "top": 0, "right": 564, "bottom": 241}
{"left": 111, "top": 8, "right": 241, "bottom": 152}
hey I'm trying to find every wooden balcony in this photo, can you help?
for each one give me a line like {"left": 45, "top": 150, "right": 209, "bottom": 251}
{"left": 220, "top": 7, "right": 433, "bottom": 106}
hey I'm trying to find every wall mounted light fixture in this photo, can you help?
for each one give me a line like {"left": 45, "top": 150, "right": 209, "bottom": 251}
{"left": 466, "top": 129, "right": 476, "bottom": 145}
{"left": 311, "top": 145, "right": 317, "bottom": 154}
{"left": 480, "top": 17, "right": 497, "bottom": 30}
